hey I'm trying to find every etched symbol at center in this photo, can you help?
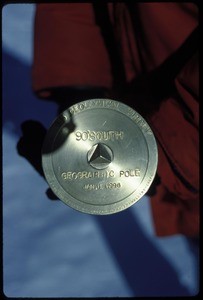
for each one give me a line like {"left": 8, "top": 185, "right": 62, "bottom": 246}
{"left": 87, "top": 143, "right": 114, "bottom": 169}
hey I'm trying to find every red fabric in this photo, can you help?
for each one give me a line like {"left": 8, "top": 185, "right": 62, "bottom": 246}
{"left": 32, "top": 3, "right": 199, "bottom": 237}
{"left": 148, "top": 51, "right": 199, "bottom": 236}
{"left": 32, "top": 3, "right": 112, "bottom": 96}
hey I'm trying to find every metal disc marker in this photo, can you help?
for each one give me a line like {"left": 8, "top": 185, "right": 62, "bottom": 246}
{"left": 42, "top": 99, "right": 158, "bottom": 214}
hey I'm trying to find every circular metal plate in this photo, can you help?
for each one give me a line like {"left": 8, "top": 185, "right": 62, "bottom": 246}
{"left": 42, "top": 99, "right": 158, "bottom": 214}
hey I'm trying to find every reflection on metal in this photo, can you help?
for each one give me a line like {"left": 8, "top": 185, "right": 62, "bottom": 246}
{"left": 42, "top": 99, "right": 158, "bottom": 214}
{"left": 87, "top": 143, "right": 113, "bottom": 169}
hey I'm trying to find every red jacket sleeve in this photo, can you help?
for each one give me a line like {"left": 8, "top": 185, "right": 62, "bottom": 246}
{"left": 149, "top": 53, "right": 199, "bottom": 236}
{"left": 32, "top": 3, "right": 112, "bottom": 98}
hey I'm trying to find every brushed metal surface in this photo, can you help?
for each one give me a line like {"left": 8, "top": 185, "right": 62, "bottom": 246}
{"left": 42, "top": 99, "right": 158, "bottom": 214}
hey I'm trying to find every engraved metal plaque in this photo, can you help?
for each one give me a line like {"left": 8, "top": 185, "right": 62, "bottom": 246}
{"left": 42, "top": 99, "right": 158, "bottom": 214}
